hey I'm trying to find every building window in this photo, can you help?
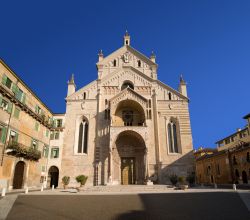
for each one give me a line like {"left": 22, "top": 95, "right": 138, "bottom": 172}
{"left": 247, "top": 152, "right": 250, "bottom": 162}
{"left": 55, "top": 119, "right": 62, "bottom": 128}
{"left": 225, "top": 138, "right": 230, "bottom": 144}
{"left": 138, "top": 60, "right": 141, "bottom": 67}
{"left": 55, "top": 131, "right": 60, "bottom": 140}
{"left": 1, "top": 99, "right": 9, "bottom": 111}
{"left": 83, "top": 92, "right": 86, "bottom": 100}
{"left": 167, "top": 121, "right": 179, "bottom": 153}
{"left": 121, "top": 81, "right": 134, "bottom": 90}
{"left": 78, "top": 120, "right": 88, "bottom": 154}
{"left": 35, "top": 105, "right": 42, "bottom": 115}
{"left": 2, "top": 75, "right": 12, "bottom": 89}
{"left": 168, "top": 92, "right": 172, "bottom": 100}
{"left": 50, "top": 131, "right": 54, "bottom": 140}
{"left": 9, "top": 130, "right": 18, "bottom": 143}
{"left": 51, "top": 147, "right": 59, "bottom": 158}
{"left": 113, "top": 59, "right": 117, "bottom": 67}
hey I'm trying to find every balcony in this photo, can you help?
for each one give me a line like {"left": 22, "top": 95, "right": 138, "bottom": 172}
{"left": 6, "top": 142, "right": 42, "bottom": 161}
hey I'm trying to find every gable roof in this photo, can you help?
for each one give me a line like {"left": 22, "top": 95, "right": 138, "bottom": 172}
{"left": 96, "top": 45, "right": 158, "bottom": 68}
{"left": 109, "top": 86, "right": 148, "bottom": 103}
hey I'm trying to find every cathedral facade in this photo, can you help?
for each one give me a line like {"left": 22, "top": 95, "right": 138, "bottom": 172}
{"left": 61, "top": 33, "right": 194, "bottom": 186}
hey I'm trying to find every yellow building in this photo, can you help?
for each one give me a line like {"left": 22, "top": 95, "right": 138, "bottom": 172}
{"left": 0, "top": 59, "right": 54, "bottom": 190}
{"left": 194, "top": 114, "right": 250, "bottom": 184}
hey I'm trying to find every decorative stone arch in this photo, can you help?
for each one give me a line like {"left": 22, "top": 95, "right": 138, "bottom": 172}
{"left": 110, "top": 89, "right": 147, "bottom": 123}
{"left": 74, "top": 115, "right": 89, "bottom": 155}
{"left": 165, "top": 116, "right": 182, "bottom": 154}
{"left": 109, "top": 129, "right": 148, "bottom": 185}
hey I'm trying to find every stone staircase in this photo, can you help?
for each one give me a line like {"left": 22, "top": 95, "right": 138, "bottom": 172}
{"left": 79, "top": 185, "right": 173, "bottom": 193}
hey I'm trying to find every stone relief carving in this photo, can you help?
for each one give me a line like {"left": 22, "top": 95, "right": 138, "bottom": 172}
{"left": 123, "top": 52, "right": 130, "bottom": 63}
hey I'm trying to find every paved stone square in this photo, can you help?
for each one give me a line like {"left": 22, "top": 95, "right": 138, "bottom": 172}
{"left": 2, "top": 189, "right": 250, "bottom": 220}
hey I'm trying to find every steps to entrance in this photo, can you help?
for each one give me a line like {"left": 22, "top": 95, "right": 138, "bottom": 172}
{"left": 78, "top": 185, "right": 174, "bottom": 193}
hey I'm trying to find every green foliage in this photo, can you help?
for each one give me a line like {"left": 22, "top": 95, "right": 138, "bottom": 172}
{"left": 186, "top": 173, "right": 195, "bottom": 185}
{"left": 168, "top": 173, "right": 178, "bottom": 185}
{"left": 7, "top": 142, "right": 41, "bottom": 161}
{"left": 62, "top": 176, "right": 70, "bottom": 186}
{"left": 75, "top": 175, "right": 88, "bottom": 186}
{"left": 178, "top": 176, "right": 185, "bottom": 184}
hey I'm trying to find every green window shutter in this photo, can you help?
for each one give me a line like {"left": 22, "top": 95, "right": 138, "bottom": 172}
{"left": 2, "top": 75, "right": 7, "bottom": 85}
{"left": 22, "top": 93, "right": 26, "bottom": 104}
{"left": 0, "top": 94, "right": 2, "bottom": 106}
{"left": 7, "top": 102, "right": 13, "bottom": 114}
{"left": 46, "top": 129, "right": 49, "bottom": 137}
{"left": 1, "top": 127, "right": 7, "bottom": 143}
{"left": 11, "top": 84, "right": 17, "bottom": 94}
{"left": 14, "top": 107, "right": 20, "bottom": 118}
{"left": 45, "top": 146, "right": 49, "bottom": 157}
{"left": 35, "top": 122, "right": 39, "bottom": 131}
{"left": 35, "top": 105, "right": 38, "bottom": 113}
{"left": 15, "top": 133, "right": 19, "bottom": 142}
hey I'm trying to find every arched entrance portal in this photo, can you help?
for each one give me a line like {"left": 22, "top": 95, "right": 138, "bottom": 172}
{"left": 113, "top": 130, "right": 146, "bottom": 185}
{"left": 13, "top": 161, "right": 25, "bottom": 189}
{"left": 48, "top": 166, "right": 59, "bottom": 188}
{"left": 242, "top": 171, "right": 248, "bottom": 184}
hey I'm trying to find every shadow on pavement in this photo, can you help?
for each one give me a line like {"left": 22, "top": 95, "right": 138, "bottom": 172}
{"left": 6, "top": 192, "right": 250, "bottom": 220}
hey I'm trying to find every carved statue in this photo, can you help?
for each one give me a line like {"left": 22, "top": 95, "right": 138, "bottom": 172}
{"left": 123, "top": 52, "right": 130, "bottom": 63}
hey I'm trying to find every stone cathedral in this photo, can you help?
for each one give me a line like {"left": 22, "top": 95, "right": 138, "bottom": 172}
{"left": 61, "top": 32, "right": 194, "bottom": 186}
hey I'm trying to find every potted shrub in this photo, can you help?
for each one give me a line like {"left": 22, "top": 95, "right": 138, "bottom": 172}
{"left": 76, "top": 175, "right": 88, "bottom": 187}
{"left": 168, "top": 174, "right": 178, "bottom": 186}
{"left": 186, "top": 173, "right": 195, "bottom": 187}
{"left": 62, "top": 176, "right": 70, "bottom": 189}
{"left": 178, "top": 176, "right": 188, "bottom": 190}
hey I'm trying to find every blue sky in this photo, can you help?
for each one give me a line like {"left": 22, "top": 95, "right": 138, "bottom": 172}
{"left": 1, "top": 0, "right": 250, "bottom": 149}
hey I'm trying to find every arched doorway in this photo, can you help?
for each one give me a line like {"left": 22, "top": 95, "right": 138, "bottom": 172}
{"left": 13, "top": 161, "right": 25, "bottom": 189}
{"left": 48, "top": 166, "right": 59, "bottom": 188}
{"left": 113, "top": 130, "right": 146, "bottom": 185}
{"left": 242, "top": 171, "right": 248, "bottom": 184}
{"left": 235, "top": 169, "right": 240, "bottom": 184}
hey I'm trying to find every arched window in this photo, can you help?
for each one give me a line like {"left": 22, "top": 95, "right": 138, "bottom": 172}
{"left": 138, "top": 60, "right": 141, "bottom": 67}
{"left": 168, "top": 92, "right": 172, "bottom": 100}
{"left": 78, "top": 120, "right": 88, "bottom": 154}
{"left": 167, "top": 121, "right": 179, "bottom": 153}
{"left": 121, "top": 81, "right": 134, "bottom": 90}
